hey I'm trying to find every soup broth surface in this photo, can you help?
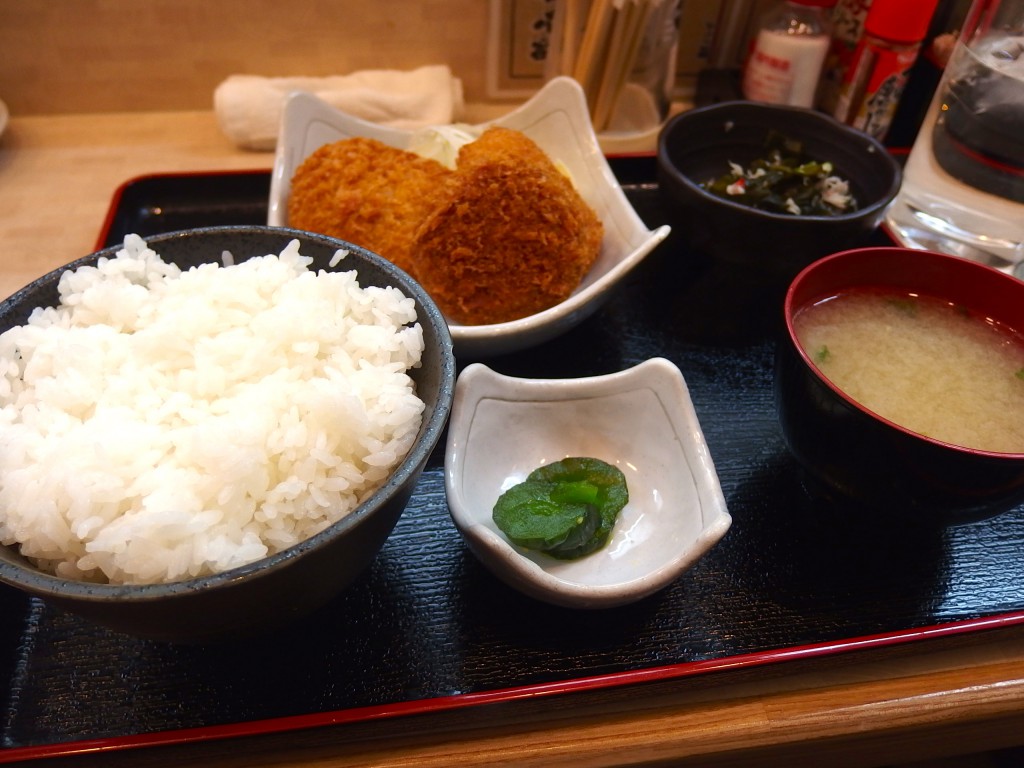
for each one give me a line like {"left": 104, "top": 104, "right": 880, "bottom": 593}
{"left": 794, "top": 289, "right": 1024, "bottom": 453}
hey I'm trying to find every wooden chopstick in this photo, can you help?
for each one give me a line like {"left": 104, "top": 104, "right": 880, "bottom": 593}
{"left": 594, "top": 0, "right": 657, "bottom": 130}
{"left": 563, "top": 0, "right": 665, "bottom": 131}
{"left": 572, "top": 0, "right": 617, "bottom": 114}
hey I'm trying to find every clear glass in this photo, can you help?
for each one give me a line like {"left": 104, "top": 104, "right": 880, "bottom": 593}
{"left": 885, "top": 0, "right": 1024, "bottom": 272}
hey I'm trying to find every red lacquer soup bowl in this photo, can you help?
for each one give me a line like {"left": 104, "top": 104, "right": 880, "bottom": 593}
{"left": 775, "top": 246, "right": 1024, "bottom": 524}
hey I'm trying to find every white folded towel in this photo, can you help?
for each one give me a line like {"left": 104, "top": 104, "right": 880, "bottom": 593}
{"left": 214, "top": 65, "right": 464, "bottom": 150}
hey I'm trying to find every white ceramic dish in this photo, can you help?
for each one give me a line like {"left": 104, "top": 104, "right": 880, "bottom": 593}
{"left": 444, "top": 359, "right": 731, "bottom": 608}
{"left": 268, "top": 76, "right": 670, "bottom": 359}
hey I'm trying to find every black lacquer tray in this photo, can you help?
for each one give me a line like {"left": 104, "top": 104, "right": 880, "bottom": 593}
{"left": 3, "top": 158, "right": 1024, "bottom": 763}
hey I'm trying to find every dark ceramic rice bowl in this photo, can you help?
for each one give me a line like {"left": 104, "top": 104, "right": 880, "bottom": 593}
{"left": 0, "top": 226, "right": 455, "bottom": 642}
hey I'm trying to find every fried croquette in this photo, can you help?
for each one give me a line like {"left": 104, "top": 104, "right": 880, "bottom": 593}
{"left": 409, "top": 127, "right": 604, "bottom": 325}
{"left": 287, "top": 137, "right": 453, "bottom": 274}
{"left": 286, "top": 128, "right": 605, "bottom": 325}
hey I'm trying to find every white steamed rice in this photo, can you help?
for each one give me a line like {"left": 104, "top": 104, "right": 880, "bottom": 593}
{"left": 0, "top": 234, "right": 426, "bottom": 585}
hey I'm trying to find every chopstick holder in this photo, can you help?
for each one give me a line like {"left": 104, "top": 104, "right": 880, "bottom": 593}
{"left": 564, "top": 0, "right": 666, "bottom": 132}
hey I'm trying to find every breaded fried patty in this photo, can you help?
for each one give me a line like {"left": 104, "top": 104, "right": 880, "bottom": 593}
{"left": 287, "top": 137, "right": 453, "bottom": 274}
{"left": 410, "top": 127, "right": 604, "bottom": 325}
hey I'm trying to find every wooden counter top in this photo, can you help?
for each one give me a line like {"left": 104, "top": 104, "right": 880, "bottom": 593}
{"left": 0, "top": 111, "right": 273, "bottom": 301}
{"left": 2, "top": 111, "right": 1024, "bottom": 768}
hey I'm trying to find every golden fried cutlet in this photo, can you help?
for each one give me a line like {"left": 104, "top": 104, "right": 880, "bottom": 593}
{"left": 409, "top": 127, "right": 604, "bottom": 326}
{"left": 287, "top": 137, "right": 453, "bottom": 274}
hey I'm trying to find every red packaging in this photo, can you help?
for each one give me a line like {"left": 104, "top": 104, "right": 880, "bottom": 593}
{"left": 832, "top": 0, "right": 940, "bottom": 140}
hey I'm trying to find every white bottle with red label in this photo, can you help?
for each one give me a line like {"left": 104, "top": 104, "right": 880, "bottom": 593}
{"left": 741, "top": 0, "right": 836, "bottom": 108}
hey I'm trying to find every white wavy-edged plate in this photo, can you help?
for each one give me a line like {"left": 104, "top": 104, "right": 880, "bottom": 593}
{"left": 268, "top": 76, "right": 670, "bottom": 358}
{"left": 444, "top": 359, "right": 731, "bottom": 608}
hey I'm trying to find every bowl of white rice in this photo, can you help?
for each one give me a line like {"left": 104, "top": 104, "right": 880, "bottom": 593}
{"left": 0, "top": 225, "right": 455, "bottom": 642}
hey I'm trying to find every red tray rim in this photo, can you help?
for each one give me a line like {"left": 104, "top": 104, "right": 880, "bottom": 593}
{"left": 94, "top": 168, "right": 273, "bottom": 251}
{"left": 4, "top": 610, "right": 1023, "bottom": 764}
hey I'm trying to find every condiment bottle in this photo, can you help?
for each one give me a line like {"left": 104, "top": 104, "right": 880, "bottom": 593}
{"left": 741, "top": 0, "right": 836, "bottom": 108}
{"left": 831, "top": 0, "right": 941, "bottom": 140}
{"left": 816, "top": 0, "right": 874, "bottom": 114}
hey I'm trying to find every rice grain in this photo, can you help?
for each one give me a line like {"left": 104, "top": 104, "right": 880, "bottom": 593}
{"left": 0, "top": 235, "right": 425, "bottom": 585}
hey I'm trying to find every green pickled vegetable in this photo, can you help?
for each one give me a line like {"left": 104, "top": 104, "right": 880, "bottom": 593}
{"left": 492, "top": 457, "right": 628, "bottom": 560}
{"left": 887, "top": 297, "right": 918, "bottom": 315}
{"left": 701, "top": 131, "right": 858, "bottom": 216}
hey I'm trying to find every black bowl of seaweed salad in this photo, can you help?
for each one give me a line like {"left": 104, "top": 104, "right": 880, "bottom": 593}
{"left": 656, "top": 101, "right": 901, "bottom": 287}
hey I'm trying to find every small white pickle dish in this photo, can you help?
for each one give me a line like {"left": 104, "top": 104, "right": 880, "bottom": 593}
{"left": 444, "top": 358, "right": 731, "bottom": 609}
{"left": 268, "top": 76, "right": 671, "bottom": 359}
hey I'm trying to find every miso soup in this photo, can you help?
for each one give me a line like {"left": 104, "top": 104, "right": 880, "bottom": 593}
{"left": 793, "top": 289, "right": 1024, "bottom": 453}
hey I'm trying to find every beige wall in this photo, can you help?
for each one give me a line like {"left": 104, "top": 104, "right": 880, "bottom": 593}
{"left": 0, "top": 0, "right": 492, "bottom": 115}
